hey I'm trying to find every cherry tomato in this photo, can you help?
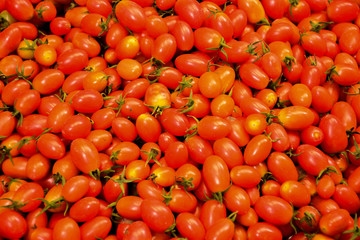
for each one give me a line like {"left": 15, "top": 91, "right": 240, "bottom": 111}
{"left": 254, "top": 195, "right": 293, "bottom": 225}
{"left": 141, "top": 199, "right": 174, "bottom": 233}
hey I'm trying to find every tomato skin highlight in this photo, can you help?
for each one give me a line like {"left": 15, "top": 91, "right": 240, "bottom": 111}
{"left": 319, "top": 114, "right": 348, "bottom": 154}
{"left": 254, "top": 195, "right": 293, "bottom": 225}
{"left": 0, "top": 26, "right": 22, "bottom": 59}
{"left": 277, "top": 106, "right": 315, "bottom": 130}
{"left": 70, "top": 138, "right": 100, "bottom": 174}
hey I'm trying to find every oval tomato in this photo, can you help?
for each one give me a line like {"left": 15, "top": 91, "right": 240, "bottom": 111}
{"left": 140, "top": 199, "right": 174, "bottom": 233}
{"left": 254, "top": 195, "right": 293, "bottom": 225}
{"left": 70, "top": 138, "right": 100, "bottom": 174}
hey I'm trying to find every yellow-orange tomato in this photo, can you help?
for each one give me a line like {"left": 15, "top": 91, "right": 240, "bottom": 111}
{"left": 34, "top": 44, "right": 57, "bottom": 66}
{"left": 116, "top": 58, "right": 143, "bottom": 81}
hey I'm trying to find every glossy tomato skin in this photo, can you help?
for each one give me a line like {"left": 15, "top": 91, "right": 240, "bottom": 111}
{"left": 176, "top": 212, "right": 205, "bottom": 240}
{"left": 277, "top": 106, "right": 314, "bottom": 130}
{"left": 203, "top": 155, "right": 231, "bottom": 193}
{"left": 37, "top": 133, "right": 66, "bottom": 160}
{"left": 0, "top": 210, "right": 27, "bottom": 239}
{"left": 62, "top": 175, "right": 89, "bottom": 203}
{"left": 254, "top": 195, "right": 293, "bottom": 225}
{"left": 244, "top": 134, "right": 272, "bottom": 166}
{"left": 170, "top": 20, "right": 194, "bottom": 51}
{"left": 69, "top": 197, "right": 100, "bottom": 222}
{"left": 13, "top": 182, "right": 44, "bottom": 212}
{"left": 136, "top": 113, "right": 161, "bottom": 143}
{"left": 327, "top": 0, "right": 359, "bottom": 23}
{"left": 213, "top": 137, "right": 244, "bottom": 169}
{"left": 266, "top": 123, "right": 290, "bottom": 152}
{"left": 115, "top": 1, "right": 146, "bottom": 33}
{"left": 319, "top": 209, "right": 351, "bottom": 237}
{"left": 57, "top": 49, "right": 89, "bottom": 75}
{"left": 205, "top": 218, "right": 235, "bottom": 240}
{"left": 294, "top": 144, "right": 329, "bottom": 176}
{"left": 224, "top": 185, "right": 251, "bottom": 215}
{"left": 197, "top": 116, "right": 231, "bottom": 141}
{"left": 332, "top": 184, "right": 360, "bottom": 214}
{"left": 33, "top": 69, "right": 65, "bottom": 95}
{"left": 71, "top": 89, "right": 104, "bottom": 113}
{"left": 239, "top": 63, "right": 269, "bottom": 90}
{"left": 247, "top": 222, "right": 282, "bottom": 240}
{"left": 70, "top": 138, "right": 100, "bottom": 174}
{"left": 160, "top": 108, "right": 190, "bottom": 137}
{"left": 80, "top": 216, "right": 112, "bottom": 240}
{"left": 152, "top": 33, "right": 177, "bottom": 64}
{"left": 122, "top": 221, "right": 152, "bottom": 240}
{"left": 140, "top": 199, "right": 174, "bottom": 233}
{"left": 0, "top": 25, "right": 22, "bottom": 59}
{"left": 175, "top": 53, "right": 214, "bottom": 77}
{"left": 53, "top": 217, "right": 81, "bottom": 240}
{"left": 0, "top": 111, "right": 17, "bottom": 138}
{"left": 267, "top": 152, "right": 298, "bottom": 183}
{"left": 174, "top": 0, "right": 203, "bottom": 29}
{"left": 6, "top": 0, "right": 34, "bottom": 22}
{"left": 185, "top": 135, "right": 213, "bottom": 164}
{"left": 319, "top": 114, "right": 348, "bottom": 154}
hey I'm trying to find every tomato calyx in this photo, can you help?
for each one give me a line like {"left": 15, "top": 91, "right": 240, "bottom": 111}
{"left": 0, "top": 11, "right": 16, "bottom": 31}
{"left": 12, "top": 109, "right": 24, "bottom": 128}
{"left": 343, "top": 214, "right": 360, "bottom": 240}
{"left": 344, "top": 86, "right": 360, "bottom": 96}
{"left": 155, "top": 6, "right": 175, "bottom": 18}
{"left": 206, "top": 37, "right": 231, "bottom": 61}
{"left": 52, "top": 172, "right": 66, "bottom": 186}
{"left": 36, "top": 196, "right": 68, "bottom": 216}
{"left": 177, "top": 91, "right": 195, "bottom": 114}
{"left": 258, "top": 172, "right": 277, "bottom": 190}
{"left": 18, "top": 38, "right": 38, "bottom": 53}
{"left": 348, "top": 138, "right": 360, "bottom": 161}
{"left": 184, "top": 115, "right": 199, "bottom": 139}
{"left": 174, "top": 76, "right": 194, "bottom": 94}
{"left": 262, "top": 110, "right": 279, "bottom": 125}
{"left": 89, "top": 168, "right": 102, "bottom": 180}
{"left": 35, "top": 6, "right": 48, "bottom": 20}
{"left": 106, "top": 93, "right": 126, "bottom": 116}
{"left": 292, "top": 210, "right": 317, "bottom": 233}
{"left": 0, "top": 197, "right": 27, "bottom": 210}
{"left": 175, "top": 176, "right": 195, "bottom": 193}
{"left": 164, "top": 217, "right": 177, "bottom": 237}
{"left": 227, "top": 211, "right": 238, "bottom": 222}
{"left": 107, "top": 166, "right": 137, "bottom": 196}
{"left": 141, "top": 148, "right": 162, "bottom": 166}
{"left": 206, "top": 9, "right": 222, "bottom": 20}
{"left": 250, "top": 41, "right": 271, "bottom": 63}
{"left": 145, "top": 104, "right": 171, "bottom": 117}
{"left": 284, "top": 148, "right": 303, "bottom": 158}
{"left": 325, "top": 65, "right": 339, "bottom": 82}
{"left": 283, "top": 56, "right": 297, "bottom": 72}
{"left": 98, "top": 14, "right": 113, "bottom": 37}
{"left": 288, "top": 0, "right": 299, "bottom": 17}
{"left": 268, "top": 75, "right": 283, "bottom": 91}
{"left": 315, "top": 166, "right": 339, "bottom": 184}
{"left": 146, "top": 67, "right": 171, "bottom": 83}
{"left": 147, "top": 57, "right": 165, "bottom": 69}
{"left": 346, "top": 128, "right": 360, "bottom": 139}
{"left": 246, "top": 41, "right": 262, "bottom": 56}
{"left": 162, "top": 186, "right": 173, "bottom": 205}
{"left": 0, "top": 145, "right": 13, "bottom": 165}
{"left": 309, "top": 21, "right": 334, "bottom": 33}
{"left": 256, "top": 18, "right": 271, "bottom": 26}
{"left": 212, "top": 182, "right": 232, "bottom": 204}
{"left": 54, "top": 89, "right": 67, "bottom": 103}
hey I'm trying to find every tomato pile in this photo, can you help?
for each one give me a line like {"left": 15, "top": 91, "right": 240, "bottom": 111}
{"left": 1, "top": 0, "right": 360, "bottom": 239}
